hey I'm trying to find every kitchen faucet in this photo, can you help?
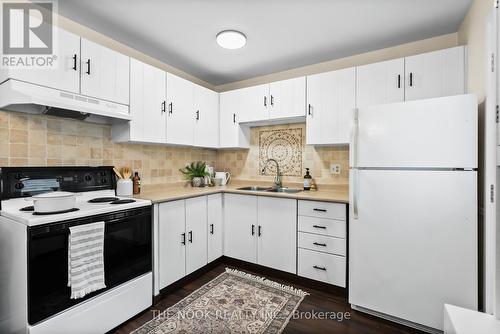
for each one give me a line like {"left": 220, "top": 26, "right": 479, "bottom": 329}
{"left": 261, "top": 159, "right": 282, "bottom": 188}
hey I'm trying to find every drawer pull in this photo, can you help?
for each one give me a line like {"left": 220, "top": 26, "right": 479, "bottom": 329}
{"left": 313, "top": 242, "right": 327, "bottom": 247}
{"left": 313, "top": 265, "right": 327, "bottom": 271}
{"left": 312, "top": 225, "right": 326, "bottom": 229}
{"left": 313, "top": 208, "right": 327, "bottom": 212}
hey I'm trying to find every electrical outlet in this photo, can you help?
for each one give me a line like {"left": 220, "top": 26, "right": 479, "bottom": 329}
{"left": 330, "top": 164, "right": 341, "bottom": 175}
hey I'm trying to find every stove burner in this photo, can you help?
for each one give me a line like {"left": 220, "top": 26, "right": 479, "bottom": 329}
{"left": 20, "top": 206, "right": 34, "bottom": 212}
{"left": 32, "top": 208, "right": 80, "bottom": 215}
{"left": 88, "top": 197, "right": 119, "bottom": 203}
{"left": 110, "top": 199, "right": 136, "bottom": 204}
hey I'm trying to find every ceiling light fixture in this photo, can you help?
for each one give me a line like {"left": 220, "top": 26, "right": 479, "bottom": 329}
{"left": 216, "top": 30, "right": 246, "bottom": 49}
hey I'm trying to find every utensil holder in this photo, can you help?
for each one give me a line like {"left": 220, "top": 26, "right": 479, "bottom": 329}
{"left": 116, "top": 179, "right": 133, "bottom": 197}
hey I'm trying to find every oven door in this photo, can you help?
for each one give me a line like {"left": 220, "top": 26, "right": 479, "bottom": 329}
{"left": 27, "top": 206, "right": 152, "bottom": 325}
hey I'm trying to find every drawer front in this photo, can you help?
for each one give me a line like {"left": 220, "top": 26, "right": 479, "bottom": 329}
{"left": 298, "top": 200, "right": 346, "bottom": 220}
{"left": 298, "top": 232, "right": 346, "bottom": 256}
{"left": 298, "top": 216, "right": 346, "bottom": 238}
{"left": 298, "top": 248, "right": 346, "bottom": 287}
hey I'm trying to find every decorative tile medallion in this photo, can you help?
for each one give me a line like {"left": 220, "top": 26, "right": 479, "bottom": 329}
{"left": 259, "top": 128, "right": 302, "bottom": 177}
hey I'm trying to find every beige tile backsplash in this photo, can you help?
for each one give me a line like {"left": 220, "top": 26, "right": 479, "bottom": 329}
{"left": 0, "top": 111, "right": 348, "bottom": 186}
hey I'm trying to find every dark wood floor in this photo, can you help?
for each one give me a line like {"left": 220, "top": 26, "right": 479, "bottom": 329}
{"left": 113, "top": 260, "right": 424, "bottom": 334}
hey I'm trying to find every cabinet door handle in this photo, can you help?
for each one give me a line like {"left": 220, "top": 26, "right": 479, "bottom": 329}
{"left": 233, "top": 113, "right": 236, "bottom": 123}
{"left": 313, "top": 265, "right": 327, "bottom": 271}
{"left": 264, "top": 96, "right": 267, "bottom": 107}
{"left": 168, "top": 102, "right": 173, "bottom": 114}
{"left": 313, "top": 208, "right": 327, "bottom": 212}
{"left": 85, "top": 59, "right": 91, "bottom": 75}
{"left": 313, "top": 242, "right": 327, "bottom": 247}
{"left": 210, "top": 224, "right": 214, "bottom": 235}
{"left": 270, "top": 95, "right": 274, "bottom": 106}
{"left": 72, "top": 54, "right": 77, "bottom": 71}
{"left": 181, "top": 233, "right": 186, "bottom": 245}
{"left": 409, "top": 72, "right": 413, "bottom": 87}
{"left": 161, "top": 101, "right": 166, "bottom": 113}
{"left": 308, "top": 104, "right": 312, "bottom": 116}
{"left": 258, "top": 225, "right": 262, "bottom": 237}
{"left": 397, "top": 74, "right": 401, "bottom": 88}
{"left": 312, "top": 225, "right": 326, "bottom": 229}
{"left": 188, "top": 231, "right": 193, "bottom": 243}
{"left": 196, "top": 110, "right": 200, "bottom": 120}
{"left": 251, "top": 224, "right": 255, "bottom": 236}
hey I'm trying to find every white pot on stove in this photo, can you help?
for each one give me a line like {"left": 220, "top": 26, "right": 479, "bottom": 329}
{"left": 27, "top": 191, "right": 78, "bottom": 213}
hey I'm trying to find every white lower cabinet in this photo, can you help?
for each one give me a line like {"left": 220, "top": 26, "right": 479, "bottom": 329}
{"left": 224, "top": 194, "right": 297, "bottom": 274}
{"left": 207, "top": 193, "right": 224, "bottom": 262}
{"left": 257, "top": 196, "right": 297, "bottom": 273}
{"left": 224, "top": 194, "right": 258, "bottom": 263}
{"left": 297, "top": 200, "right": 347, "bottom": 287}
{"left": 158, "top": 196, "right": 211, "bottom": 290}
{"left": 185, "top": 197, "right": 208, "bottom": 275}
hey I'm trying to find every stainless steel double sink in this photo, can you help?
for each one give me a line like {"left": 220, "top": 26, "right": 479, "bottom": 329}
{"left": 237, "top": 186, "right": 302, "bottom": 194}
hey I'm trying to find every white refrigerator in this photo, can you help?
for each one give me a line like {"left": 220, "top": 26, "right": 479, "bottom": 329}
{"left": 349, "top": 94, "right": 478, "bottom": 331}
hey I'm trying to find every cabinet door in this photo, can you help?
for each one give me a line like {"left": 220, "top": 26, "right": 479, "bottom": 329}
{"left": 80, "top": 38, "right": 130, "bottom": 105}
{"left": 238, "top": 84, "right": 269, "bottom": 123}
{"left": 306, "top": 68, "right": 356, "bottom": 145}
{"left": 207, "top": 193, "right": 223, "bottom": 262}
{"left": 166, "top": 73, "right": 195, "bottom": 145}
{"left": 269, "top": 77, "right": 306, "bottom": 119}
{"left": 158, "top": 200, "right": 185, "bottom": 289}
{"left": 194, "top": 85, "right": 219, "bottom": 148}
{"left": 356, "top": 58, "right": 405, "bottom": 108}
{"left": 1, "top": 28, "right": 80, "bottom": 93}
{"left": 405, "top": 46, "right": 465, "bottom": 101}
{"left": 219, "top": 91, "right": 250, "bottom": 148}
{"left": 257, "top": 197, "right": 297, "bottom": 273}
{"left": 224, "top": 194, "right": 257, "bottom": 263}
{"left": 128, "top": 59, "right": 166, "bottom": 143}
{"left": 185, "top": 197, "right": 208, "bottom": 275}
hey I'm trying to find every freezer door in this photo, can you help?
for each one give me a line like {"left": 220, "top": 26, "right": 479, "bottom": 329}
{"left": 349, "top": 169, "right": 477, "bottom": 330}
{"left": 351, "top": 94, "right": 477, "bottom": 168}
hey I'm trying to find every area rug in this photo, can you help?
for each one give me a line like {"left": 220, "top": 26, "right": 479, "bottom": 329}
{"left": 131, "top": 268, "right": 309, "bottom": 334}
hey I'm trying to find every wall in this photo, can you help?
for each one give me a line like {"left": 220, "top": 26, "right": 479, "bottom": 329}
{"left": 216, "top": 33, "right": 459, "bottom": 92}
{"left": 458, "top": 0, "right": 491, "bottom": 103}
{"left": 217, "top": 123, "right": 349, "bottom": 186}
{"left": 0, "top": 110, "right": 217, "bottom": 185}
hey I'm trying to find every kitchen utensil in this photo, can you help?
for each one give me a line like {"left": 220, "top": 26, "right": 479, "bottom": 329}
{"left": 27, "top": 191, "right": 77, "bottom": 213}
{"left": 116, "top": 179, "right": 133, "bottom": 197}
{"left": 113, "top": 167, "right": 123, "bottom": 179}
{"left": 122, "top": 167, "right": 132, "bottom": 179}
{"left": 215, "top": 172, "right": 231, "bottom": 185}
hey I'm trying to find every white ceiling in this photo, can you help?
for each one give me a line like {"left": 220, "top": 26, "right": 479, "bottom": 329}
{"left": 58, "top": 0, "right": 472, "bottom": 86}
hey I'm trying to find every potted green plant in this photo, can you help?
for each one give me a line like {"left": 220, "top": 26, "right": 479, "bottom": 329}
{"left": 179, "top": 161, "right": 209, "bottom": 187}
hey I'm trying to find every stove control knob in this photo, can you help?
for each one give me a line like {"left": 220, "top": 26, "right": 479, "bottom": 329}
{"left": 15, "top": 173, "right": 23, "bottom": 180}
{"left": 84, "top": 174, "right": 92, "bottom": 182}
{"left": 15, "top": 182, "right": 24, "bottom": 190}
{"left": 101, "top": 177, "right": 107, "bottom": 184}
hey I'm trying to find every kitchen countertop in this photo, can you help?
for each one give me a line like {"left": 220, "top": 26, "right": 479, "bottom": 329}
{"left": 134, "top": 181, "right": 349, "bottom": 204}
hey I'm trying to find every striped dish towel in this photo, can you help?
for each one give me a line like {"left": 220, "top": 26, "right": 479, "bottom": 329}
{"left": 68, "top": 221, "right": 106, "bottom": 299}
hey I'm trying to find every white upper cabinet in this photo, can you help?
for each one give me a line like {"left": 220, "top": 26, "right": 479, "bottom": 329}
{"left": 166, "top": 73, "right": 195, "bottom": 146}
{"left": 114, "top": 58, "right": 166, "bottom": 143}
{"left": 237, "top": 84, "right": 270, "bottom": 123}
{"left": 269, "top": 77, "right": 306, "bottom": 120}
{"left": 219, "top": 90, "right": 250, "bottom": 149}
{"left": 404, "top": 46, "right": 465, "bottom": 101}
{"left": 0, "top": 27, "right": 80, "bottom": 94}
{"left": 356, "top": 58, "right": 405, "bottom": 108}
{"left": 193, "top": 84, "right": 219, "bottom": 148}
{"left": 80, "top": 38, "right": 130, "bottom": 105}
{"left": 306, "top": 67, "right": 356, "bottom": 145}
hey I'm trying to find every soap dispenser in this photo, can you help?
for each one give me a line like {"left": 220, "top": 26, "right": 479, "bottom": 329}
{"left": 303, "top": 168, "right": 312, "bottom": 191}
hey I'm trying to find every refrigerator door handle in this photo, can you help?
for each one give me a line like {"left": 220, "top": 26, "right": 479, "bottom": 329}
{"left": 353, "top": 168, "right": 359, "bottom": 219}
{"left": 352, "top": 108, "right": 359, "bottom": 168}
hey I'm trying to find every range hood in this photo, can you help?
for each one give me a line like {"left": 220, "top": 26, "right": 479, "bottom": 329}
{"left": 0, "top": 79, "right": 131, "bottom": 123}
